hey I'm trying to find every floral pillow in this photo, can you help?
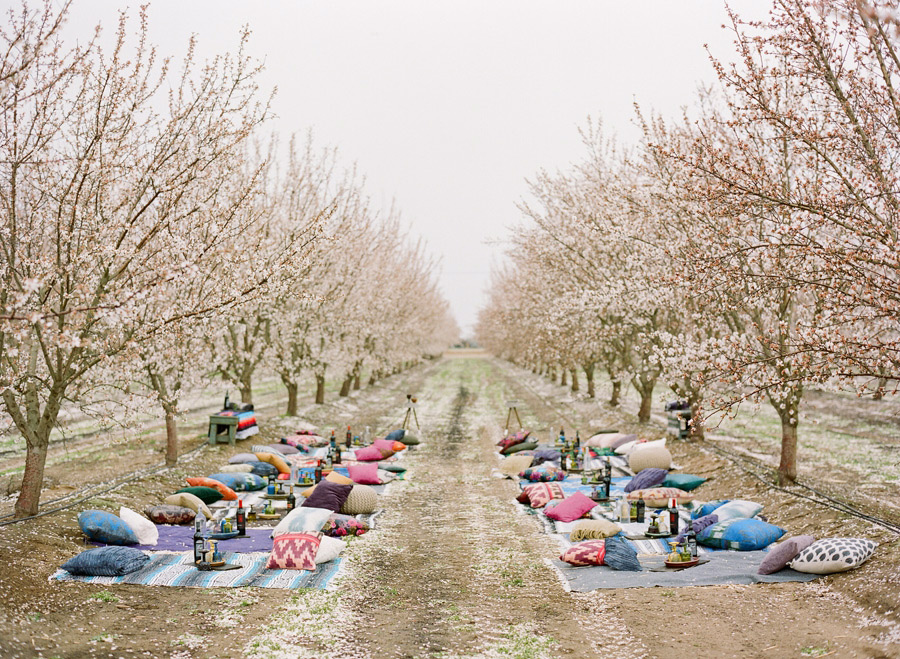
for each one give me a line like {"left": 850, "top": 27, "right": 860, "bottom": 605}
{"left": 321, "top": 513, "right": 370, "bottom": 537}
{"left": 519, "top": 466, "right": 566, "bottom": 482}
{"left": 560, "top": 540, "right": 606, "bottom": 566}
{"left": 516, "top": 482, "right": 565, "bottom": 508}
{"left": 497, "top": 430, "right": 530, "bottom": 447}
{"left": 266, "top": 532, "right": 322, "bottom": 571}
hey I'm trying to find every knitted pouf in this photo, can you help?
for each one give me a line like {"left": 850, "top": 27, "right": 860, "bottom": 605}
{"left": 340, "top": 484, "right": 378, "bottom": 515}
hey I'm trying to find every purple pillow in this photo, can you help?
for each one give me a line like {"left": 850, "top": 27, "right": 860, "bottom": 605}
{"left": 544, "top": 491, "right": 597, "bottom": 523}
{"left": 676, "top": 513, "right": 720, "bottom": 543}
{"left": 624, "top": 468, "right": 668, "bottom": 493}
{"left": 531, "top": 449, "right": 560, "bottom": 467}
{"left": 302, "top": 479, "right": 353, "bottom": 512}
{"left": 354, "top": 446, "right": 384, "bottom": 461}
{"left": 758, "top": 535, "right": 815, "bottom": 575}
{"left": 608, "top": 433, "right": 638, "bottom": 450}
{"left": 270, "top": 443, "right": 299, "bottom": 455}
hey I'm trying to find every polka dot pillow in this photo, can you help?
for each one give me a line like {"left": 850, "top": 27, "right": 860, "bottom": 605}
{"left": 789, "top": 538, "right": 876, "bottom": 574}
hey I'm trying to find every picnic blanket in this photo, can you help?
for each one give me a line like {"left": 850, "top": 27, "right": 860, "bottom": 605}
{"left": 52, "top": 551, "right": 343, "bottom": 590}
{"left": 548, "top": 551, "right": 820, "bottom": 591}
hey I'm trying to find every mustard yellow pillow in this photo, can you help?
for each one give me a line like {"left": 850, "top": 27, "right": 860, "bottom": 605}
{"left": 301, "top": 471, "right": 354, "bottom": 497}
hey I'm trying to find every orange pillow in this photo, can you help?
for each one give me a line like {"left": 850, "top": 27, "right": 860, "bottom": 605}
{"left": 391, "top": 441, "right": 406, "bottom": 452}
{"left": 254, "top": 451, "right": 291, "bottom": 475}
{"left": 185, "top": 477, "right": 237, "bottom": 501}
{"left": 301, "top": 471, "right": 354, "bottom": 497}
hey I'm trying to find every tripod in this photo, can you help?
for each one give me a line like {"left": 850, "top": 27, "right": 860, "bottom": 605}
{"left": 402, "top": 394, "right": 420, "bottom": 430}
{"left": 505, "top": 400, "right": 522, "bottom": 432}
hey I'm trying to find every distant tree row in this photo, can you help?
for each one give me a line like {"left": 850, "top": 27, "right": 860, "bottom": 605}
{"left": 476, "top": 0, "right": 899, "bottom": 485}
{"left": 0, "top": 2, "right": 458, "bottom": 517}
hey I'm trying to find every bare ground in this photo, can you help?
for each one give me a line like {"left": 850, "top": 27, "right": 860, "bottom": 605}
{"left": 0, "top": 354, "right": 898, "bottom": 658}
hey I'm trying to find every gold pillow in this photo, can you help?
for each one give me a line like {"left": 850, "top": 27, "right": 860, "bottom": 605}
{"left": 301, "top": 470, "right": 354, "bottom": 497}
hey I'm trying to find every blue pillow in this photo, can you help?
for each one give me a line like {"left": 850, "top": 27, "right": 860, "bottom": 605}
{"left": 697, "top": 518, "right": 785, "bottom": 551}
{"left": 208, "top": 472, "right": 266, "bottom": 492}
{"left": 78, "top": 510, "right": 139, "bottom": 545}
{"left": 693, "top": 499, "right": 730, "bottom": 519}
{"left": 385, "top": 429, "right": 406, "bottom": 442}
{"left": 62, "top": 546, "right": 149, "bottom": 576}
{"left": 624, "top": 468, "right": 668, "bottom": 493}
{"left": 603, "top": 535, "right": 642, "bottom": 571}
{"left": 248, "top": 461, "right": 279, "bottom": 477}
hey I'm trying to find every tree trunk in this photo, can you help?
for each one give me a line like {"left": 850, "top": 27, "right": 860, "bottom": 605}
{"left": 560, "top": 368, "right": 568, "bottom": 387}
{"left": 368, "top": 371, "right": 377, "bottom": 386}
{"left": 315, "top": 374, "right": 326, "bottom": 404}
{"left": 353, "top": 373, "right": 361, "bottom": 390}
{"left": 164, "top": 407, "right": 178, "bottom": 467}
{"left": 339, "top": 375, "right": 353, "bottom": 397}
{"left": 15, "top": 439, "right": 48, "bottom": 518}
{"left": 570, "top": 368, "right": 579, "bottom": 393}
{"left": 777, "top": 412, "right": 799, "bottom": 485}
{"left": 637, "top": 390, "right": 653, "bottom": 423}
{"left": 239, "top": 373, "right": 253, "bottom": 405}
{"left": 285, "top": 381, "right": 299, "bottom": 416}
{"left": 609, "top": 380, "right": 621, "bottom": 407}
{"left": 584, "top": 364, "right": 595, "bottom": 398}
{"left": 873, "top": 377, "right": 888, "bottom": 400}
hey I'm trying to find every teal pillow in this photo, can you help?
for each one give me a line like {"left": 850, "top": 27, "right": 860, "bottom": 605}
{"left": 697, "top": 518, "right": 785, "bottom": 551}
{"left": 662, "top": 473, "right": 706, "bottom": 491}
{"left": 502, "top": 440, "right": 538, "bottom": 455}
{"left": 378, "top": 464, "right": 407, "bottom": 473}
{"left": 175, "top": 486, "right": 223, "bottom": 505}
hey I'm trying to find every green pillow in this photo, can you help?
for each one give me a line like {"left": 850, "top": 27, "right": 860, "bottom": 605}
{"left": 662, "top": 473, "right": 706, "bottom": 491}
{"left": 398, "top": 432, "right": 420, "bottom": 445}
{"left": 378, "top": 464, "right": 407, "bottom": 473}
{"left": 502, "top": 440, "right": 538, "bottom": 455}
{"left": 175, "top": 486, "right": 224, "bottom": 505}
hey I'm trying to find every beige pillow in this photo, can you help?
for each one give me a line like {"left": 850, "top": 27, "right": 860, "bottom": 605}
{"left": 499, "top": 454, "right": 534, "bottom": 478}
{"left": 626, "top": 487, "right": 692, "bottom": 508}
{"left": 164, "top": 492, "right": 212, "bottom": 519}
{"left": 301, "top": 471, "right": 355, "bottom": 497}
{"left": 217, "top": 464, "right": 254, "bottom": 473}
{"left": 628, "top": 445, "right": 672, "bottom": 472}
{"left": 340, "top": 484, "right": 378, "bottom": 514}
{"left": 569, "top": 518, "right": 622, "bottom": 541}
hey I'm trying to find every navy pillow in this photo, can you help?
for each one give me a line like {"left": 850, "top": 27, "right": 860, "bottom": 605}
{"left": 624, "top": 468, "right": 668, "bottom": 493}
{"left": 248, "top": 461, "right": 279, "bottom": 478}
{"left": 603, "top": 536, "right": 642, "bottom": 571}
{"left": 62, "top": 546, "right": 149, "bottom": 576}
{"left": 302, "top": 480, "right": 353, "bottom": 513}
{"left": 385, "top": 429, "right": 406, "bottom": 442}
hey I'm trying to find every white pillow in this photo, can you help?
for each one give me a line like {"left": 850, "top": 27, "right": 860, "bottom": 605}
{"left": 314, "top": 535, "right": 346, "bottom": 564}
{"left": 790, "top": 538, "right": 876, "bottom": 574}
{"left": 270, "top": 506, "right": 332, "bottom": 538}
{"left": 119, "top": 506, "right": 159, "bottom": 545}
{"left": 376, "top": 469, "right": 396, "bottom": 484}
{"left": 614, "top": 440, "right": 638, "bottom": 455}
{"left": 713, "top": 500, "right": 763, "bottom": 522}
{"left": 217, "top": 464, "right": 254, "bottom": 473}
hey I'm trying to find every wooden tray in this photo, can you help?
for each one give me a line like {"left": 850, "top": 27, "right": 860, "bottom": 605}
{"left": 645, "top": 531, "right": 673, "bottom": 539}
{"left": 263, "top": 493, "right": 289, "bottom": 500}
{"left": 209, "top": 531, "right": 239, "bottom": 540}
{"left": 257, "top": 513, "right": 281, "bottom": 520}
{"left": 664, "top": 557, "right": 700, "bottom": 568}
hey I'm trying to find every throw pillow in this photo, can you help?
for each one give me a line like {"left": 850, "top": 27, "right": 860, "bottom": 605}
{"left": 266, "top": 532, "right": 322, "bottom": 571}
{"left": 789, "top": 538, "right": 877, "bottom": 574}
{"left": 603, "top": 535, "right": 642, "bottom": 571}
{"left": 354, "top": 446, "right": 384, "bottom": 461}
{"left": 271, "top": 506, "right": 333, "bottom": 538}
{"left": 340, "top": 484, "right": 378, "bottom": 515}
{"left": 248, "top": 461, "right": 279, "bottom": 477}
{"left": 315, "top": 535, "right": 346, "bottom": 564}
{"left": 758, "top": 535, "right": 816, "bottom": 575}
{"left": 144, "top": 505, "right": 195, "bottom": 525}
{"left": 692, "top": 500, "right": 730, "bottom": 518}
{"left": 624, "top": 467, "right": 668, "bottom": 493}
{"left": 560, "top": 540, "right": 607, "bottom": 566}
{"left": 254, "top": 452, "right": 291, "bottom": 474}
{"left": 119, "top": 506, "right": 158, "bottom": 546}
{"left": 662, "top": 473, "right": 707, "bottom": 491}
{"left": 628, "top": 445, "right": 672, "bottom": 471}
{"left": 570, "top": 519, "right": 622, "bottom": 541}
{"left": 499, "top": 454, "right": 534, "bottom": 478}
{"left": 516, "top": 482, "right": 565, "bottom": 508}
{"left": 228, "top": 452, "right": 258, "bottom": 464}
{"left": 372, "top": 438, "right": 396, "bottom": 452}
{"left": 710, "top": 499, "right": 763, "bottom": 522}
{"left": 385, "top": 429, "right": 405, "bottom": 442}
{"left": 164, "top": 493, "right": 213, "bottom": 519}
{"left": 586, "top": 432, "right": 635, "bottom": 449}
{"left": 302, "top": 471, "right": 355, "bottom": 497}
{"left": 626, "top": 488, "right": 693, "bottom": 508}
{"left": 185, "top": 477, "right": 237, "bottom": 501}
{"left": 321, "top": 513, "right": 370, "bottom": 537}
{"left": 497, "top": 435, "right": 527, "bottom": 452}
{"left": 378, "top": 463, "right": 407, "bottom": 473}
{"left": 502, "top": 440, "right": 538, "bottom": 455}
{"left": 78, "top": 510, "right": 138, "bottom": 545}
{"left": 398, "top": 431, "right": 420, "bottom": 445}
{"left": 697, "top": 518, "right": 785, "bottom": 550}
{"left": 302, "top": 480, "right": 353, "bottom": 513}
{"left": 544, "top": 491, "right": 597, "bottom": 523}
{"left": 175, "top": 486, "right": 223, "bottom": 505}
{"left": 61, "top": 546, "right": 149, "bottom": 576}
{"left": 252, "top": 443, "right": 280, "bottom": 454}
{"left": 348, "top": 463, "right": 381, "bottom": 485}
{"left": 520, "top": 466, "right": 566, "bottom": 482}
{"left": 270, "top": 443, "right": 300, "bottom": 455}
{"left": 217, "top": 464, "right": 254, "bottom": 473}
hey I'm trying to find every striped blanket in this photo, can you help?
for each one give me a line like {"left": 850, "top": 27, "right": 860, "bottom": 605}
{"left": 51, "top": 551, "right": 343, "bottom": 590}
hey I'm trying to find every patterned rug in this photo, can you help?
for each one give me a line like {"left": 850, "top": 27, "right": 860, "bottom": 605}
{"left": 51, "top": 551, "right": 343, "bottom": 590}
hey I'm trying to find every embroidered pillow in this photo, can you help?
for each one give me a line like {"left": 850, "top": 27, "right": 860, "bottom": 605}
{"left": 266, "top": 532, "right": 322, "bottom": 571}
{"left": 354, "top": 445, "right": 384, "bottom": 462}
{"left": 789, "top": 538, "right": 876, "bottom": 574}
{"left": 144, "top": 505, "right": 195, "bottom": 525}
{"left": 184, "top": 477, "right": 237, "bottom": 501}
{"left": 520, "top": 466, "right": 566, "bottom": 482}
{"left": 758, "top": 535, "right": 816, "bottom": 575}
{"left": 544, "top": 491, "right": 597, "bottom": 523}
{"left": 625, "top": 487, "right": 693, "bottom": 508}
{"left": 321, "top": 513, "right": 370, "bottom": 537}
{"left": 624, "top": 468, "right": 668, "bottom": 493}
{"left": 516, "top": 482, "right": 565, "bottom": 509}
{"left": 560, "top": 540, "right": 606, "bottom": 566}
{"left": 302, "top": 480, "right": 353, "bottom": 513}
{"left": 348, "top": 463, "right": 381, "bottom": 485}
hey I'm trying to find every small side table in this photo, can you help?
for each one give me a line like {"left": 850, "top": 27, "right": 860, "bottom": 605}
{"left": 208, "top": 415, "right": 238, "bottom": 446}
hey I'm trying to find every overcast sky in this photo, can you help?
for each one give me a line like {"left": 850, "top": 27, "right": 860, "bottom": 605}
{"left": 50, "top": 0, "right": 769, "bottom": 336}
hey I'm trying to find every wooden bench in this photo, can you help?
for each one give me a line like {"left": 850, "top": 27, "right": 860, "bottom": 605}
{"left": 208, "top": 414, "right": 238, "bottom": 446}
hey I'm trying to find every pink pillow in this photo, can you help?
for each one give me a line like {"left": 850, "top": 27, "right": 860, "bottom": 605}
{"left": 372, "top": 439, "right": 395, "bottom": 452}
{"left": 544, "top": 491, "right": 597, "bottom": 523}
{"left": 266, "top": 532, "right": 321, "bottom": 571}
{"left": 560, "top": 540, "right": 607, "bottom": 566}
{"left": 354, "top": 446, "right": 383, "bottom": 462}
{"left": 347, "top": 463, "right": 380, "bottom": 485}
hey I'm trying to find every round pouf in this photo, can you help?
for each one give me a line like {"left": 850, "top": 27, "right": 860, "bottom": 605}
{"left": 628, "top": 445, "right": 672, "bottom": 472}
{"left": 340, "top": 484, "right": 378, "bottom": 514}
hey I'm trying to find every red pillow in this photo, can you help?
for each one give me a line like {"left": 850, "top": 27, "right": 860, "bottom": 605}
{"left": 544, "top": 491, "right": 597, "bottom": 523}
{"left": 347, "top": 463, "right": 380, "bottom": 485}
{"left": 354, "top": 446, "right": 384, "bottom": 462}
{"left": 516, "top": 482, "right": 565, "bottom": 509}
{"left": 266, "top": 532, "right": 321, "bottom": 570}
{"left": 560, "top": 540, "right": 606, "bottom": 566}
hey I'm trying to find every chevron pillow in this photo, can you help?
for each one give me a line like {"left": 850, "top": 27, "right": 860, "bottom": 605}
{"left": 560, "top": 540, "right": 606, "bottom": 566}
{"left": 266, "top": 532, "right": 322, "bottom": 571}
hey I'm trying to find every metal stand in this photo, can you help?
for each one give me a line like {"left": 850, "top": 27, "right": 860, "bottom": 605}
{"left": 402, "top": 394, "right": 419, "bottom": 430}
{"left": 505, "top": 400, "right": 522, "bottom": 432}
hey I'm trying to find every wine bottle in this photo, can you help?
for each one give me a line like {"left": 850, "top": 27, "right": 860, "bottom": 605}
{"left": 236, "top": 500, "right": 246, "bottom": 536}
{"left": 223, "top": 391, "right": 230, "bottom": 411}
{"left": 636, "top": 497, "right": 645, "bottom": 523}
{"left": 574, "top": 430, "right": 581, "bottom": 451}
{"left": 193, "top": 515, "right": 205, "bottom": 564}
{"left": 330, "top": 430, "right": 337, "bottom": 451}
{"left": 668, "top": 497, "right": 679, "bottom": 536}
{"left": 314, "top": 461, "right": 323, "bottom": 483}
{"left": 685, "top": 519, "right": 697, "bottom": 558}
{"left": 334, "top": 440, "right": 342, "bottom": 464}
{"left": 286, "top": 485, "right": 296, "bottom": 512}
{"left": 602, "top": 461, "right": 612, "bottom": 499}
{"left": 345, "top": 426, "right": 352, "bottom": 449}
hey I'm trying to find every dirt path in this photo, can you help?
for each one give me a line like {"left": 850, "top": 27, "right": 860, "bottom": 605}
{"left": 1, "top": 355, "right": 899, "bottom": 658}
